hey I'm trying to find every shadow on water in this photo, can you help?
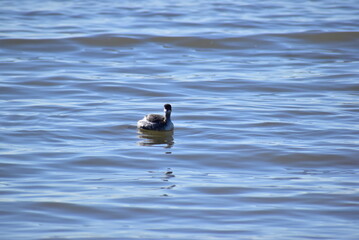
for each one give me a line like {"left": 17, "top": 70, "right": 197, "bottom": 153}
{"left": 137, "top": 129, "right": 174, "bottom": 148}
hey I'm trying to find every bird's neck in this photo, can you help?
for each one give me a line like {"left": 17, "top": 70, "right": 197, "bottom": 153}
{"left": 164, "top": 111, "right": 171, "bottom": 122}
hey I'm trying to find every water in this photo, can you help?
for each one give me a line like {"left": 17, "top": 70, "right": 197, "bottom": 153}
{"left": 1, "top": 0, "right": 359, "bottom": 239}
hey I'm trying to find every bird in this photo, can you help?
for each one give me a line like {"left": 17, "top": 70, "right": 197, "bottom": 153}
{"left": 137, "top": 104, "right": 174, "bottom": 131}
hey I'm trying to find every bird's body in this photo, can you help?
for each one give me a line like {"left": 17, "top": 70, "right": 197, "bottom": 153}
{"left": 137, "top": 104, "right": 174, "bottom": 131}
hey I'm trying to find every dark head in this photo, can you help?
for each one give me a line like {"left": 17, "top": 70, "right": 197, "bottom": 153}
{"left": 164, "top": 104, "right": 173, "bottom": 122}
{"left": 164, "top": 104, "right": 172, "bottom": 111}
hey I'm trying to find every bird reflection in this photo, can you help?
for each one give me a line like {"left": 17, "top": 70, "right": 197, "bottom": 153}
{"left": 137, "top": 129, "right": 174, "bottom": 148}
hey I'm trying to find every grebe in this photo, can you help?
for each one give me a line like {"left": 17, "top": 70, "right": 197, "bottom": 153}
{"left": 137, "top": 104, "right": 174, "bottom": 131}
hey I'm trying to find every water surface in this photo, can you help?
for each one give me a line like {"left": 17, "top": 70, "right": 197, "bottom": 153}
{"left": 1, "top": 0, "right": 359, "bottom": 239}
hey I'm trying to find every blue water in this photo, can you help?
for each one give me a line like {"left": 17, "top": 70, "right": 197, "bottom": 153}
{"left": 1, "top": 0, "right": 359, "bottom": 239}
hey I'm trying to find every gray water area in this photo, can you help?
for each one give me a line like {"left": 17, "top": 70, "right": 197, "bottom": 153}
{"left": 1, "top": 0, "right": 359, "bottom": 239}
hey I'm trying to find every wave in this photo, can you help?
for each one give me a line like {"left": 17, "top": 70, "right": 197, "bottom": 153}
{"left": 1, "top": 31, "right": 358, "bottom": 50}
